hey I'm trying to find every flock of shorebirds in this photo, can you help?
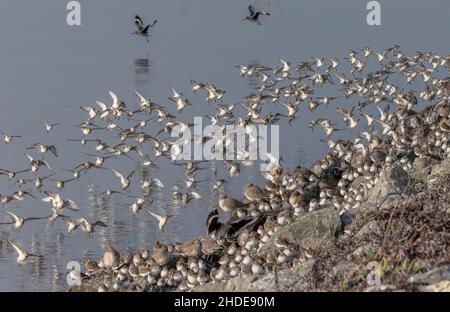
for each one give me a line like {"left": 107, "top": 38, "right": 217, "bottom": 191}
{"left": 1, "top": 5, "right": 450, "bottom": 292}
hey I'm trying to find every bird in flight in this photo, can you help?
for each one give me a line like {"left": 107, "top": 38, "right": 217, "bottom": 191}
{"left": 243, "top": 5, "right": 270, "bottom": 25}
{"left": 132, "top": 15, "right": 158, "bottom": 42}
{"left": 8, "top": 240, "right": 40, "bottom": 264}
{"left": 145, "top": 210, "right": 173, "bottom": 232}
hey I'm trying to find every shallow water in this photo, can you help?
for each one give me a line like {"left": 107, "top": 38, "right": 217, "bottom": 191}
{"left": 0, "top": 0, "right": 449, "bottom": 291}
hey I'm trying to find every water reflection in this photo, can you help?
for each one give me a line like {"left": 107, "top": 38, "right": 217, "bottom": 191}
{"left": 133, "top": 57, "right": 155, "bottom": 87}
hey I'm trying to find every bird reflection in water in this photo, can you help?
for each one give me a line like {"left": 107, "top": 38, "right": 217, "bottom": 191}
{"left": 134, "top": 57, "right": 154, "bottom": 87}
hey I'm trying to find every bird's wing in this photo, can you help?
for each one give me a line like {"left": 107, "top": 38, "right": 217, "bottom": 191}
{"left": 24, "top": 216, "right": 47, "bottom": 221}
{"left": 134, "top": 15, "right": 144, "bottom": 30}
{"left": 94, "top": 220, "right": 107, "bottom": 227}
{"left": 145, "top": 210, "right": 164, "bottom": 223}
{"left": 190, "top": 191, "right": 202, "bottom": 199}
{"left": 134, "top": 90, "right": 146, "bottom": 103}
{"left": 48, "top": 146, "right": 58, "bottom": 157}
{"left": 67, "top": 199, "right": 80, "bottom": 211}
{"left": 42, "top": 160, "right": 53, "bottom": 171}
{"left": 127, "top": 170, "right": 135, "bottom": 180}
{"left": 8, "top": 240, "right": 23, "bottom": 256}
{"left": 41, "top": 196, "right": 54, "bottom": 203}
{"left": 109, "top": 90, "right": 118, "bottom": 107}
{"left": 248, "top": 4, "right": 255, "bottom": 16}
{"left": 112, "top": 169, "right": 125, "bottom": 182}
{"left": 76, "top": 218, "right": 88, "bottom": 228}
{"left": 4, "top": 211, "right": 19, "bottom": 222}
{"left": 80, "top": 106, "right": 92, "bottom": 113}
{"left": 170, "top": 87, "right": 181, "bottom": 99}
{"left": 335, "top": 107, "right": 349, "bottom": 117}
{"left": 152, "top": 178, "right": 164, "bottom": 188}
{"left": 96, "top": 101, "right": 108, "bottom": 111}
{"left": 25, "top": 153, "right": 34, "bottom": 162}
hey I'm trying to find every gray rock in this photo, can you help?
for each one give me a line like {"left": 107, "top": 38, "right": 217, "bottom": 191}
{"left": 364, "top": 284, "right": 398, "bottom": 292}
{"left": 408, "top": 156, "right": 438, "bottom": 185}
{"left": 292, "top": 260, "right": 316, "bottom": 278}
{"left": 332, "top": 261, "right": 356, "bottom": 278}
{"left": 194, "top": 277, "right": 262, "bottom": 292}
{"left": 258, "top": 208, "right": 341, "bottom": 256}
{"left": 355, "top": 220, "right": 382, "bottom": 238}
{"left": 430, "top": 156, "right": 450, "bottom": 176}
{"left": 408, "top": 265, "right": 450, "bottom": 285}
{"left": 418, "top": 281, "right": 450, "bottom": 292}
{"left": 364, "top": 165, "right": 410, "bottom": 207}
{"left": 352, "top": 243, "right": 377, "bottom": 258}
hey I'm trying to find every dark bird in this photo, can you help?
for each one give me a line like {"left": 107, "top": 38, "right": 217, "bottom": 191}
{"left": 132, "top": 15, "right": 158, "bottom": 42}
{"left": 206, "top": 209, "right": 264, "bottom": 241}
{"left": 243, "top": 5, "right": 270, "bottom": 25}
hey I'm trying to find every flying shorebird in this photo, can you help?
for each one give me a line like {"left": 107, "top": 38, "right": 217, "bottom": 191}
{"left": 145, "top": 210, "right": 173, "bottom": 232}
{"left": 168, "top": 87, "right": 191, "bottom": 112}
{"left": 1, "top": 211, "right": 46, "bottom": 230}
{"left": 173, "top": 191, "right": 202, "bottom": 206}
{"left": 27, "top": 143, "right": 58, "bottom": 157}
{"left": 25, "top": 154, "right": 52, "bottom": 172}
{"left": 1, "top": 132, "right": 21, "bottom": 144}
{"left": 80, "top": 105, "right": 98, "bottom": 120}
{"left": 132, "top": 15, "right": 158, "bottom": 42}
{"left": 42, "top": 191, "right": 80, "bottom": 211}
{"left": 243, "top": 5, "right": 271, "bottom": 25}
{"left": 8, "top": 240, "right": 40, "bottom": 264}
{"left": 76, "top": 218, "right": 107, "bottom": 234}
{"left": 119, "top": 199, "right": 152, "bottom": 215}
{"left": 112, "top": 169, "right": 135, "bottom": 190}
{"left": 62, "top": 216, "right": 80, "bottom": 233}
{"left": 49, "top": 177, "right": 78, "bottom": 190}
{"left": 335, "top": 107, "right": 358, "bottom": 128}
{"left": 41, "top": 121, "right": 60, "bottom": 133}
{"left": 212, "top": 169, "right": 227, "bottom": 191}
{"left": 0, "top": 168, "right": 30, "bottom": 178}
{"left": 310, "top": 119, "right": 345, "bottom": 137}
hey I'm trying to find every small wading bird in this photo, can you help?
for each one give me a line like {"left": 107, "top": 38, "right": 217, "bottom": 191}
{"left": 8, "top": 240, "right": 40, "bottom": 264}
{"left": 132, "top": 15, "right": 158, "bottom": 42}
{"left": 1, "top": 131, "right": 21, "bottom": 144}
{"left": 243, "top": 5, "right": 270, "bottom": 25}
{"left": 144, "top": 210, "right": 173, "bottom": 232}
{"left": 1, "top": 211, "right": 47, "bottom": 230}
{"left": 41, "top": 121, "right": 60, "bottom": 133}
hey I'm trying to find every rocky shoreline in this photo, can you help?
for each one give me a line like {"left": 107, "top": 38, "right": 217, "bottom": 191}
{"left": 69, "top": 155, "right": 450, "bottom": 292}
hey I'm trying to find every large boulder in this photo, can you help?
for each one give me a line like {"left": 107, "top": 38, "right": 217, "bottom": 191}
{"left": 365, "top": 165, "right": 410, "bottom": 205}
{"left": 258, "top": 208, "right": 341, "bottom": 256}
